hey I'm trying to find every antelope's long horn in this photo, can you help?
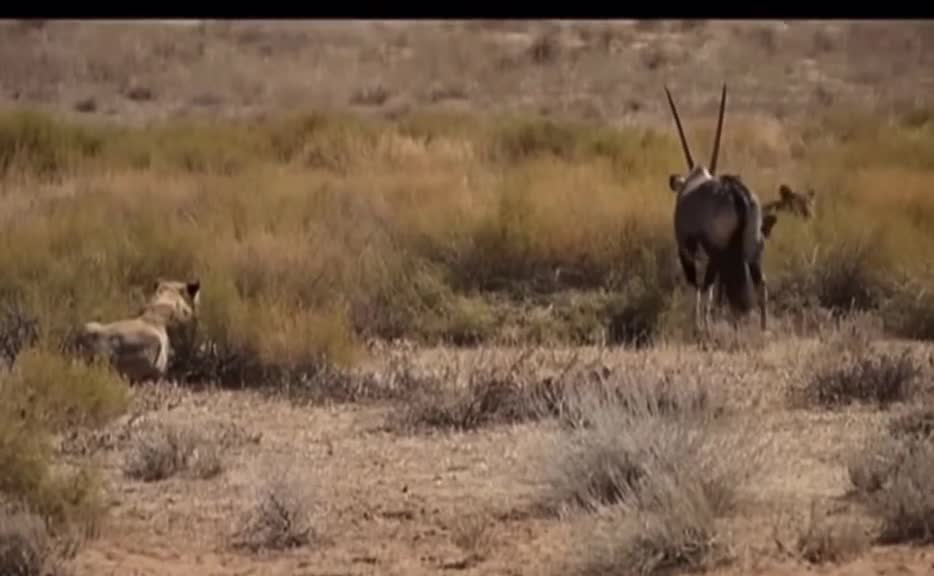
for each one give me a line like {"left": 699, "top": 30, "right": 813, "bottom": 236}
{"left": 665, "top": 85, "right": 694, "bottom": 170}
{"left": 709, "top": 83, "right": 727, "bottom": 174}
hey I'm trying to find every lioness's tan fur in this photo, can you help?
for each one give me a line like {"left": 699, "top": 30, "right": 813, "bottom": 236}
{"left": 81, "top": 279, "right": 200, "bottom": 383}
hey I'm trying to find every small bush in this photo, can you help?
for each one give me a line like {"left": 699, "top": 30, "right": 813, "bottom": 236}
{"left": 793, "top": 505, "right": 869, "bottom": 565}
{"left": 813, "top": 244, "right": 887, "bottom": 314}
{"left": 448, "top": 512, "right": 493, "bottom": 568}
{"left": 848, "top": 406, "right": 934, "bottom": 545}
{"left": 0, "top": 347, "right": 124, "bottom": 528}
{"left": 889, "top": 405, "right": 934, "bottom": 440}
{"left": 882, "top": 284, "right": 934, "bottom": 341}
{"left": 802, "top": 349, "right": 921, "bottom": 409}
{"left": 387, "top": 351, "right": 553, "bottom": 433}
{"left": 0, "top": 509, "right": 53, "bottom": 576}
{"left": 123, "top": 421, "right": 223, "bottom": 482}
{"left": 6, "top": 347, "right": 128, "bottom": 431}
{"left": 230, "top": 469, "right": 315, "bottom": 553}
{"left": 569, "top": 466, "right": 727, "bottom": 576}
{"left": 864, "top": 437, "right": 934, "bottom": 544}
{"left": 548, "top": 376, "right": 756, "bottom": 576}
{"left": 537, "top": 375, "right": 748, "bottom": 515}
{"left": 0, "top": 304, "right": 38, "bottom": 369}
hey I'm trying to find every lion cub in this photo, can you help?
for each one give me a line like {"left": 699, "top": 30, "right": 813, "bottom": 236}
{"left": 81, "top": 279, "right": 200, "bottom": 383}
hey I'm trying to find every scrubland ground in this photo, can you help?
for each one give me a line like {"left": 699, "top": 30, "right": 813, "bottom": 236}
{"left": 3, "top": 19, "right": 934, "bottom": 576}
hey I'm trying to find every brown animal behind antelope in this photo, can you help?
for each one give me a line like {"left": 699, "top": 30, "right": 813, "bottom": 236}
{"left": 80, "top": 279, "right": 200, "bottom": 383}
{"left": 712, "top": 183, "right": 816, "bottom": 313}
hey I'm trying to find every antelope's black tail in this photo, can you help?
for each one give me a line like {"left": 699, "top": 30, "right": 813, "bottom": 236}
{"left": 717, "top": 175, "right": 759, "bottom": 314}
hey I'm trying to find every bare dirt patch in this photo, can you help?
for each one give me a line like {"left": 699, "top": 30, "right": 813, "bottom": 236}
{"left": 53, "top": 336, "right": 934, "bottom": 575}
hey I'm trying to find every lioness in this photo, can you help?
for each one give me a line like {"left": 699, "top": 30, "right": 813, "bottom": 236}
{"left": 80, "top": 279, "right": 200, "bottom": 383}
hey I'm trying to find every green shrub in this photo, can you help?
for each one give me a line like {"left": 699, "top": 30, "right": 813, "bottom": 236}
{"left": 0, "top": 347, "right": 125, "bottom": 528}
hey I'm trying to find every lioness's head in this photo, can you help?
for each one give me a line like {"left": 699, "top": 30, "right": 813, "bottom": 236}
{"left": 146, "top": 279, "right": 201, "bottom": 326}
{"left": 777, "top": 184, "right": 816, "bottom": 219}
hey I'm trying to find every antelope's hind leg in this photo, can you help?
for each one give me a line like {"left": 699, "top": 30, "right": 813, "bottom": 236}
{"left": 750, "top": 260, "right": 768, "bottom": 331}
{"left": 678, "top": 247, "right": 703, "bottom": 332}
{"left": 701, "top": 260, "right": 720, "bottom": 331}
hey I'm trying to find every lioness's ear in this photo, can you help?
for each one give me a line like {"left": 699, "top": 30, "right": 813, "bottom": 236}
{"left": 187, "top": 280, "right": 201, "bottom": 303}
{"left": 779, "top": 184, "right": 793, "bottom": 201}
{"left": 762, "top": 213, "right": 778, "bottom": 238}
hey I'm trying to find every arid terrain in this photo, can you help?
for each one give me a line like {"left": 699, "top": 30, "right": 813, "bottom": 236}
{"left": 2, "top": 19, "right": 934, "bottom": 576}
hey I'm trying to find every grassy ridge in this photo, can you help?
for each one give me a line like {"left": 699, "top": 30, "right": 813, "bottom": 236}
{"left": 1, "top": 106, "right": 933, "bottom": 382}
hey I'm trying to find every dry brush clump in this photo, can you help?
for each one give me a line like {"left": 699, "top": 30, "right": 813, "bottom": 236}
{"left": 0, "top": 507, "right": 68, "bottom": 576}
{"left": 847, "top": 404, "right": 934, "bottom": 545}
{"left": 229, "top": 465, "right": 318, "bottom": 554}
{"left": 772, "top": 501, "right": 870, "bottom": 566}
{"left": 802, "top": 349, "right": 921, "bottom": 409}
{"left": 122, "top": 420, "right": 223, "bottom": 482}
{"left": 0, "top": 346, "right": 125, "bottom": 573}
{"left": 790, "top": 314, "right": 925, "bottom": 409}
{"left": 383, "top": 348, "right": 579, "bottom": 433}
{"left": 0, "top": 347, "right": 126, "bottom": 529}
{"left": 533, "top": 372, "right": 766, "bottom": 576}
{"left": 795, "top": 338, "right": 923, "bottom": 410}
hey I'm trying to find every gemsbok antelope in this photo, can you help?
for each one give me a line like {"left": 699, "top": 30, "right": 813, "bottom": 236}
{"left": 664, "top": 83, "right": 769, "bottom": 332}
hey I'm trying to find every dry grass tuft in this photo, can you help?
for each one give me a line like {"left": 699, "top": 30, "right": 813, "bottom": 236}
{"left": 792, "top": 503, "right": 870, "bottom": 565}
{"left": 385, "top": 349, "right": 566, "bottom": 433}
{"left": 534, "top": 369, "right": 765, "bottom": 575}
{"left": 869, "top": 438, "right": 934, "bottom": 544}
{"left": 0, "top": 507, "right": 74, "bottom": 576}
{"left": 123, "top": 421, "right": 223, "bottom": 482}
{"left": 0, "top": 304, "right": 38, "bottom": 369}
{"left": 802, "top": 349, "right": 921, "bottom": 410}
{"left": 571, "top": 486, "right": 728, "bottom": 576}
{"left": 848, "top": 404, "right": 934, "bottom": 545}
{"left": 792, "top": 316, "right": 922, "bottom": 409}
{"left": 889, "top": 405, "right": 934, "bottom": 440}
{"left": 230, "top": 466, "right": 316, "bottom": 553}
{"left": 448, "top": 512, "right": 494, "bottom": 568}
{"left": 0, "top": 346, "right": 124, "bottom": 531}
{"left": 543, "top": 377, "right": 755, "bottom": 512}
{"left": 0, "top": 510, "right": 51, "bottom": 576}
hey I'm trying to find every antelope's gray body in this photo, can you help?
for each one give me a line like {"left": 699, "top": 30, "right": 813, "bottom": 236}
{"left": 665, "top": 84, "right": 768, "bottom": 331}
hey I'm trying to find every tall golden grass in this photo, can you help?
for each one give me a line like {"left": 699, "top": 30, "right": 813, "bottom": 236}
{"left": 1, "top": 105, "right": 933, "bottom": 382}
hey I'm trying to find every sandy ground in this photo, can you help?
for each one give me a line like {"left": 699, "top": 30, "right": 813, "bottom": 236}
{"left": 52, "top": 337, "right": 934, "bottom": 575}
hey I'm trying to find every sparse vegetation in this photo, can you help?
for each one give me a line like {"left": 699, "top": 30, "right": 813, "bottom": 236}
{"left": 848, "top": 406, "right": 934, "bottom": 545}
{"left": 793, "top": 504, "right": 870, "bottom": 565}
{"left": 576, "top": 499, "right": 726, "bottom": 576}
{"left": 800, "top": 348, "right": 921, "bottom": 409}
{"left": 537, "top": 375, "right": 747, "bottom": 513}
{"left": 0, "top": 509, "right": 57, "bottom": 576}
{"left": 537, "top": 373, "right": 762, "bottom": 575}
{"left": 0, "top": 347, "right": 124, "bottom": 528}
{"left": 123, "top": 420, "right": 223, "bottom": 482}
{"left": 230, "top": 467, "right": 315, "bottom": 553}
{"left": 449, "top": 512, "right": 494, "bottom": 568}
{"left": 385, "top": 350, "right": 562, "bottom": 433}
